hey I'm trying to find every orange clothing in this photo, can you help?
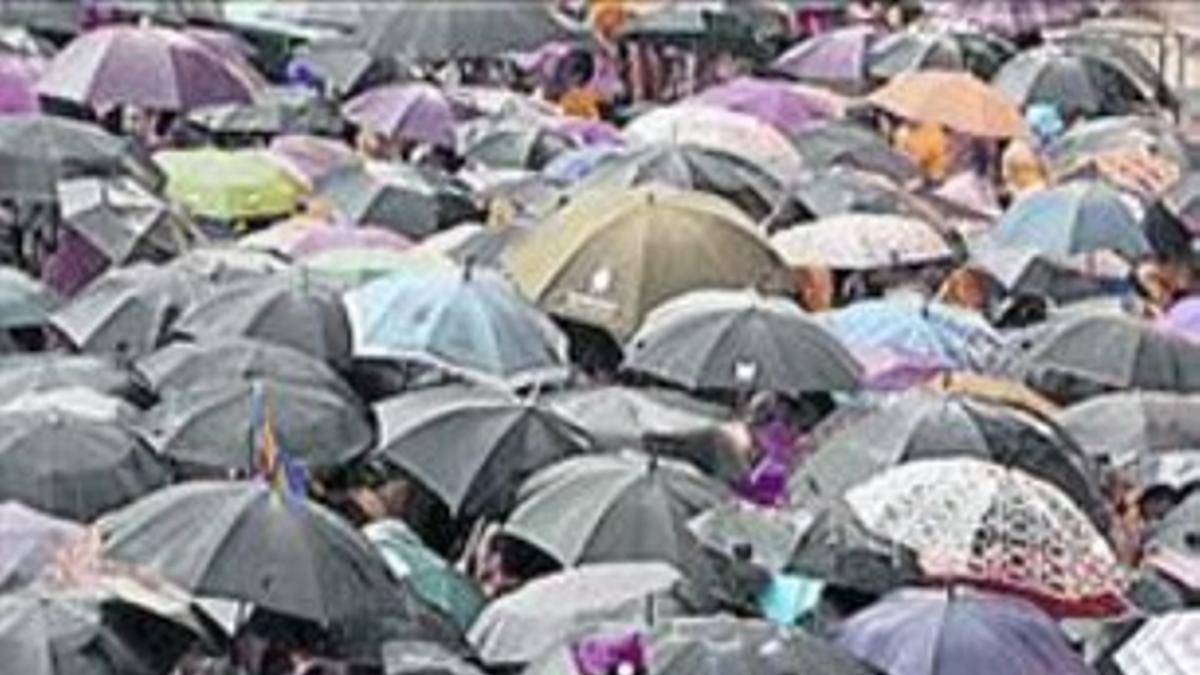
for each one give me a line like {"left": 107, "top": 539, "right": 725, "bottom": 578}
{"left": 560, "top": 86, "right": 602, "bottom": 120}
{"left": 895, "top": 122, "right": 951, "bottom": 182}
{"left": 1001, "top": 139, "right": 1047, "bottom": 197}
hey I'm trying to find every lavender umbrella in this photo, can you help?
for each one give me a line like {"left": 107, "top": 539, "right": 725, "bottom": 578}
{"left": 772, "top": 25, "right": 879, "bottom": 89}
{"left": 0, "top": 55, "right": 40, "bottom": 114}
{"left": 692, "top": 76, "right": 842, "bottom": 135}
{"left": 837, "top": 587, "right": 1095, "bottom": 675}
{"left": 289, "top": 226, "right": 413, "bottom": 259}
{"left": 1161, "top": 297, "right": 1200, "bottom": 341}
{"left": 342, "top": 82, "right": 456, "bottom": 148}
{"left": 922, "top": 0, "right": 1095, "bottom": 38}
{"left": 0, "top": 501, "right": 83, "bottom": 592}
{"left": 267, "top": 134, "right": 357, "bottom": 189}
{"left": 37, "top": 25, "right": 263, "bottom": 111}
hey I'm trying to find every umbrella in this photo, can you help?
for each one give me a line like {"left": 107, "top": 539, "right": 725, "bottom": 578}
{"left": 343, "top": 82, "right": 455, "bottom": 148}
{"left": 846, "top": 458, "right": 1126, "bottom": 617}
{"left": 545, "top": 385, "right": 727, "bottom": 453}
{"left": 186, "top": 85, "right": 344, "bottom": 136}
{"left": 37, "top": 24, "right": 262, "bottom": 111}
{"left": 267, "top": 134, "right": 358, "bottom": 189}
{"left": 542, "top": 145, "right": 626, "bottom": 186}
{"left": 167, "top": 245, "right": 289, "bottom": 284}
{"left": 623, "top": 288, "right": 861, "bottom": 393}
{"left": 0, "top": 26, "right": 54, "bottom": 59}
{"left": 0, "top": 501, "right": 83, "bottom": 592}
{"left": 691, "top": 77, "right": 842, "bottom": 135}
{"left": 416, "top": 222, "right": 517, "bottom": 268}
{"left": 98, "top": 480, "right": 415, "bottom": 627}
{"left": 837, "top": 587, "right": 1095, "bottom": 675}
{"left": 304, "top": 247, "right": 453, "bottom": 288}
{"left": 142, "top": 377, "right": 370, "bottom": 473}
{"left": 0, "top": 353, "right": 147, "bottom": 403}
{"left": 1163, "top": 296, "right": 1200, "bottom": 338}
{"left": 172, "top": 272, "right": 351, "bottom": 363}
{"left": 346, "top": 265, "right": 570, "bottom": 387}
{"left": 467, "top": 562, "right": 687, "bottom": 666}
{"left": 1, "top": 386, "right": 137, "bottom": 426}
{"left": 0, "top": 54, "right": 40, "bottom": 114}
{"left": 991, "top": 181, "right": 1149, "bottom": 258}
{"left": 821, "top": 298, "right": 999, "bottom": 369}
{"left": 789, "top": 167, "right": 937, "bottom": 220}
{"left": 316, "top": 161, "right": 481, "bottom": 239}
{"left": 1161, "top": 173, "right": 1200, "bottom": 237}
{"left": 155, "top": 148, "right": 305, "bottom": 222}
{"left": 993, "top": 45, "right": 1149, "bottom": 120}
{"left": 688, "top": 502, "right": 815, "bottom": 574}
{"left": 1057, "top": 392, "right": 1200, "bottom": 466}
{"left": 786, "top": 499, "right": 922, "bottom": 595}
{"left": 527, "top": 617, "right": 878, "bottom": 675}
{"left": 49, "top": 263, "right": 209, "bottom": 359}
{"left": 0, "top": 410, "right": 169, "bottom": 521}
{"left": 1114, "top": 611, "right": 1200, "bottom": 675}
{"left": 458, "top": 116, "right": 577, "bottom": 171}
{"left": 867, "top": 70, "right": 1026, "bottom": 139}
{"left": 772, "top": 213, "right": 952, "bottom": 270}
{"left": 1046, "top": 116, "right": 1188, "bottom": 177}
{"left": 373, "top": 383, "right": 592, "bottom": 517}
{"left": 787, "top": 120, "right": 920, "bottom": 186}
{"left": 1146, "top": 493, "right": 1200, "bottom": 564}
{"left": 772, "top": 24, "right": 880, "bottom": 89}
{"left": 383, "top": 640, "right": 485, "bottom": 675}
{"left": 0, "top": 265, "right": 57, "bottom": 329}
{"left": 565, "top": 142, "right": 789, "bottom": 223}
{"left": 506, "top": 185, "right": 791, "bottom": 339}
{"left": 135, "top": 337, "right": 355, "bottom": 400}
{"left": 287, "top": 225, "right": 413, "bottom": 259}
{"left": 790, "top": 391, "right": 1105, "bottom": 524}
{"left": 966, "top": 243, "right": 1109, "bottom": 303}
{"left": 922, "top": 0, "right": 1094, "bottom": 38}
{"left": 1054, "top": 31, "right": 1173, "bottom": 107}
{"left": 359, "top": 0, "right": 580, "bottom": 61}
{"left": 867, "top": 28, "right": 1016, "bottom": 81}
{"left": 625, "top": 104, "right": 806, "bottom": 181}
{"left": 57, "top": 176, "right": 196, "bottom": 266}
{"left": 364, "top": 519, "right": 485, "bottom": 633}
{"left": 0, "top": 114, "right": 161, "bottom": 200}
{"left": 504, "top": 451, "right": 726, "bottom": 571}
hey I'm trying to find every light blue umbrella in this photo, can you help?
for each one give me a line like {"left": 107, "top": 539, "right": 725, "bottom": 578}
{"left": 991, "top": 180, "right": 1150, "bottom": 258}
{"left": 821, "top": 297, "right": 999, "bottom": 369}
{"left": 344, "top": 264, "right": 569, "bottom": 387}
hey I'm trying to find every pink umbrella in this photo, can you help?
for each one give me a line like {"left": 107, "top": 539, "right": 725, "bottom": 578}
{"left": 773, "top": 25, "right": 880, "bottom": 89}
{"left": 267, "top": 134, "right": 358, "bottom": 189}
{"left": 692, "top": 77, "right": 844, "bottom": 135}
{"left": 0, "top": 56, "right": 41, "bottom": 114}
{"left": 342, "top": 82, "right": 456, "bottom": 148}
{"left": 289, "top": 225, "right": 413, "bottom": 259}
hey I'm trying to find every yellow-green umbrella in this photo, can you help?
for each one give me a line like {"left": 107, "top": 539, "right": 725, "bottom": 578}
{"left": 155, "top": 148, "right": 305, "bottom": 221}
{"left": 505, "top": 185, "right": 790, "bottom": 339}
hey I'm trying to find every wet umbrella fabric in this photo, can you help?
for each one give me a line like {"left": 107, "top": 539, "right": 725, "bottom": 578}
{"left": 0, "top": 54, "right": 41, "bottom": 114}
{"left": 1114, "top": 610, "right": 1200, "bottom": 675}
{"left": 458, "top": 117, "right": 577, "bottom": 171}
{"left": 0, "top": 501, "right": 83, "bottom": 592}
{"left": 0, "top": 354, "right": 147, "bottom": 403}
{"left": 867, "top": 28, "right": 1015, "bottom": 81}
{"left": 772, "top": 25, "right": 880, "bottom": 88}
{"left": 545, "top": 385, "right": 727, "bottom": 453}
{"left": 691, "top": 77, "right": 842, "bottom": 135}
{"left": 820, "top": 298, "right": 1000, "bottom": 369}
{"left": 787, "top": 120, "right": 920, "bottom": 186}
{"left": 0, "top": 265, "right": 57, "bottom": 329}
{"left": 867, "top": 70, "right": 1025, "bottom": 139}
{"left": 771, "top": 213, "right": 953, "bottom": 270}
{"left": 1056, "top": 392, "right": 1200, "bottom": 466}
{"left": 342, "top": 82, "right": 455, "bottom": 148}
{"left": 156, "top": 148, "right": 305, "bottom": 222}
{"left": 57, "top": 176, "right": 196, "bottom": 265}
{"left": 187, "top": 85, "right": 344, "bottom": 137}
{"left": 316, "top": 161, "right": 480, "bottom": 239}
{"left": 789, "top": 168, "right": 937, "bottom": 220}
{"left": 993, "top": 45, "right": 1148, "bottom": 119}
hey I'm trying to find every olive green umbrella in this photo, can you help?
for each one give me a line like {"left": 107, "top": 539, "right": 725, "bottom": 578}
{"left": 155, "top": 147, "right": 305, "bottom": 221}
{"left": 505, "top": 185, "right": 791, "bottom": 339}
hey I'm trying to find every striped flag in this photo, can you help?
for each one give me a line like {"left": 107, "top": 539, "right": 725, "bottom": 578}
{"left": 250, "top": 381, "right": 307, "bottom": 505}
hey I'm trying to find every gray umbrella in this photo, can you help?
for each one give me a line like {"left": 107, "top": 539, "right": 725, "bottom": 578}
{"left": 316, "top": 161, "right": 481, "bottom": 240}
{"left": 384, "top": 641, "right": 485, "bottom": 675}
{"left": 544, "top": 385, "right": 728, "bottom": 452}
{"left": 140, "top": 378, "right": 372, "bottom": 473}
{"left": 0, "top": 265, "right": 58, "bottom": 329}
{"left": 688, "top": 501, "right": 815, "bottom": 574}
{"left": 0, "top": 353, "right": 146, "bottom": 402}
{"left": 993, "top": 45, "right": 1148, "bottom": 119}
{"left": 867, "top": 28, "right": 1015, "bottom": 80}
{"left": 167, "top": 246, "right": 290, "bottom": 284}
{"left": 504, "top": 451, "right": 727, "bottom": 572}
{"left": 789, "top": 391, "right": 1106, "bottom": 525}
{"left": 788, "top": 120, "right": 920, "bottom": 187}
{"left": 459, "top": 117, "right": 577, "bottom": 172}
{"left": 1056, "top": 392, "right": 1200, "bottom": 466}
{"left": 98, "top": 480, "right": 415, "bottom": 627}
{"left": 373, "top": 384, "right": 593, "bottom": 518}
{"left": 1146, "top": 494, "right": 1200, "bottom": 564}
{"left": 468, "top": 562, "right": 688, "bottom": 666}
{"left": 624, "top": 288, "right": 861, "bottom": 394}
{"left": 172, "top": 271, "right": 351, "bottom": 364}
{"left": 187, "top": 85, "right": 345, "bottom": 136}
{"left": 0, "top": 410, "right": 169, "bottom": 521}
{"left": 57, "top": 176, "right": 198, "bottom": 265}
{"left": 50, "top": 262, "right": 211, "bottom": 360}
{"left": 791, "top": 167, "right": 939, "bottom": 221}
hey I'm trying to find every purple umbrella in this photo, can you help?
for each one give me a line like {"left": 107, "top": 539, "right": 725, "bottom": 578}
{"left": 37, "top": 25, "right": 263, "bottom": 111}
{"left": 289, "top": 225, "right": 414, "bottom": 259}
{"left": 692, "top": 76, "right": 843, "bottom": 135}
{"left": 41, "top": 227, "right": 111, "bottom": 298}
{"left": 0, "top": 500, "right": 83, "bottom": 591}
{"left": 922, "top": 0, "right": 1094, "bottom": 37}
{"left": 267, "top": 134, "right": 357, "bottom": 189}
{"left": 854, "top": 346, "right": 951, "bottom": 391}
{"left": 836, "top": 587, "right": 1094, "bottom": 675}
{"left": 553, "top": 116, "right": 623, "bottom": 147}
{"left": 1160, "top": 296, "right": 1200, "bottom": 341}
{"left": 0, "top": 55, "right": 40, "bottom": 114}
{"left": 342, "top": 83, "right": 456, "bottom": 149}
{"left": 773, "top": 25, "right": 880, "bottom": 88}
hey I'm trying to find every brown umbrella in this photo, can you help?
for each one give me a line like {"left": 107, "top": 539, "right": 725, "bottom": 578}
{"left": 867, "top": 70, "right": 1027, "bottom": 139}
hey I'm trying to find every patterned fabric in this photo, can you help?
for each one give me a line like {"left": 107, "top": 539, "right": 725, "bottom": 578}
{"left": 1115, "top": 611, "right": 1200, "bottom": 675}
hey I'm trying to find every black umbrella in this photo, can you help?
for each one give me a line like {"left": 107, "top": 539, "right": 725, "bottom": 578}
{"left": 791, "top": 167, "right": 940, "bottom": 221}
{"left": 1054, "top": 32, "right": 1174, "bottom": 108}
{"left": 0, "top": 353, "right": 148, "bottom": 403}
{"left": 373, "top": 383, "right": 593, "bottom": 518}
{"left": 868, "top": 27, "right": 1015, "bottom": 80}
{"left": 544, "top": 385, "right": 728, "bottom": 453}
{"left": 790, "top": 391, "right": 1106, "bottom": 524}
{"left": 0, "top": 410, "right": 169, "bottom": 521}
{"left": 293, "top": 38, "right": 411, "bottom": 96}
{"left": 787, "top": 499, "right": 920, "bottom": 596}
{"left": 57, "top": 176, "right": 197, "bottom": 266}
{"left": 1056, "top": 392, "right": 1200, "bottom": 466}
{"left": 788, "top": 120, "right": 920, "bottom": 186}
{"left": 140, "top": 377, "right": 372, "bottom": 473}
{"left": 993, "top": 45, "right": 1149, "bottom": 119}
{"left": 98, "top": 480, "right": 419, "bottom": 627}
{"left": 458, "top": 117, "right": 577, "bottom": 172}
{"left": 172, "top": 271, "right": 351, "bottom": 363}
{"left": 187, "top": 85, "right": 345, "bottom": 137}
{"left": 1146, "top": 493, "right": 1200, "bottom": 563}
{"left": 316, "top": 161, "right": 481, "bottom": 240}
{"left": 167, "top": 246, "right": 290, "bottom": 285}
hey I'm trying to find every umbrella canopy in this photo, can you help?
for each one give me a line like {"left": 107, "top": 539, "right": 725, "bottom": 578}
{"left": 867, "top": 70, "right": 1026, "bottom": 139}
{"left": 0, "top": 353, "right": 147, "bottom": 403}
{"left": 1046, "top": 116, "right": 1188, "bottom": 177}
{"left": 1055, "top": 32, "right": 1173, "bottom": 107}
{"left": 846, "top": 458, "right": 1126, "bottom": 617}
{"left": 0, "top": 410, "right": 169, "bottom": 521}
{"left": 966, "top": 243, "right": 1109, "bottom": 303}
{"left": 688, "top": 501, "right": 815, "bottom": 574}
{"left": 506, "top": 185, "right": 791, "bottom": 339}
{"left": 37, "top": 24, "right": 262, "bottom": 111}
{"left": 287, "top": 225, "right": 413, "bottom": 259}
{"left": 359, "top": 0, "right": 581, "bottom": 61}
{"left": 867, "top": 28, "right": 1016, "bottom": 81}
{"left": 545, "top": 385, "right": 727, "bottom": 454}
{"left": 788, "top": 120, "right": 920, "bottom": 186}
{"left": 141, "top": 377, "right": 371, "bottom": 472}
{"left": 373, "top": 383, "right": 592, "bottom": 517}
{"left": 0, "top": 265, "right": 57, "bottom": 329}
{"left": 566, "top": 142, "right": 788, "bottom": 223}
{"left": 791, "top": 391, "right": 1105, "bottom": 522}
{"left": 0, "top": 501, "right": 83, "bottom": 592}
{"left": 304, "top": 246, "right": 453, "bottom": 288}
{"left": 364, "top": 519, "right": 485, "bottom": 633}
{"left": 772, "top": 24, "right": 880, "bottom": 88}
{"left": 1114, "top": 611, "right": 1200, "bottom": 675}
{"left": 57, "top": 176, "right": 196, "bottom": 266}
{"left": 623, "top": 288, "right": 861, "bottom": 393}
{"left": 0, "top": 54, "right": 41, "bottom": 114}
{"left": 186, "top": 85, "right": 344, "bottom": 137}
{"left": 467, "top": 562, "right": 686, "bottom": 666}
{"left": 346, "top": 265, "right": 570, "bottom": 387}
{"left": 923, "top": 0, "right": 1093, "bottom": 37}
{"left": 316, "top": 161, "right": 480, "bottom": 239}
{"left": 1160, "top": 172, "right": 1200, "bottom": 237}
{"left": 172, "top": 272, "right": 351, "bottom": 363}
{"left": 790, "top": 167, "right": 937, "bottom": 220}
{"left": 156, "top": 148, "right": 305, "bottom": 222}
{"left": 458, "top": 116, "right": 577, "bottom": 171}
{"left": 691, "top": 77, "right": 843, "bottom": 135}
{"left": 267, "top": 134, "right": 358, "bottom": 189}
{"left": 416, "top": 223, "right": 517, "bottom": 267}
{"left": 821, "top": 298, "right": 999, "bottom": 369}
{"left": 1057, "top": 392, "right": 1200, "bottom": 466}
{"left": 384, "top": 641, "right": 485, "bottom": 675}
{"left": 991, "top": 181, "right": 1149, "bottom": 258}
{"left": 1, "top": 386, "right": 138, "bottom": 426}
{"left": 0, "top": 114, "right": 161, "bottom": 200}
{"left": 625, "top": 104, "right": 806, "bottom": 181}
{"left": 1146, "top": 493, "right": 1200, "bottom": 563}
{"left": 837, "top": 587, "right": 1094, "bottom": 675}
{"left": 993, "top": 45, "right": 1149, "bottom": 120}
{"left": 98, "top": 480, "right": 415, "bottom": 627}
{"left": 771, "top": 213, "right": 953, "bottom": 270}
{"left": 1162, "top": 296, "right": 1200, "bottom": 338}
{"left": 504, "top": 451, "right": 726, "bottom": 571}
{"left": 342, "top": 82, "right": 456, "bottom": 148}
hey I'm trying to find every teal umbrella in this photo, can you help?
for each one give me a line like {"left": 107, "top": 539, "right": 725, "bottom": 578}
{"left": 992, "top": 180, "right": 1150, "bottom": 258}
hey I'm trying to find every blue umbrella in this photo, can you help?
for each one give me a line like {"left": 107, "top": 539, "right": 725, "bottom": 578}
{"left": 344, "top": 264, "right": 570, "bottom": 387}
{"left": 992, "top": 180, "right": 1150, "bottom": 258}
{"left": 542, "top": 145, "right": 624, "bottom": 186}
{"left": 821, "top": 298, "right": 999, "bottom": 369}
{"left": 836, "top": 587, "right": 1094, "bottom": 675}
